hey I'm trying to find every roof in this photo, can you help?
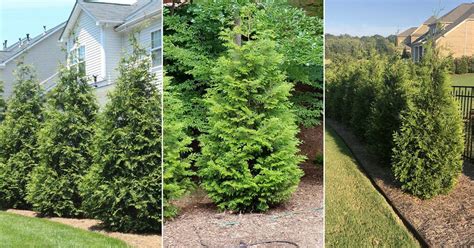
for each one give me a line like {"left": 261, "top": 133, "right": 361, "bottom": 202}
{"left": 0, "top": 22, "right": 66, "bottom": 65}
{"left": 423, "top": 16, "right": 437, "bottom": 25}
{"left": 412, "top": 3, "right": 474, "bottom": 45}
{"left": 60, "top": 0, "right": 160, "bottom": 41}
{"left": 398, "top": 27, "right": 417, "bottom": 37}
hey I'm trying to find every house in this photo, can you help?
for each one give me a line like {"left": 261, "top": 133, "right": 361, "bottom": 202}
{"left": 0, "top": 23, "right": 66, "bottom": 99}
{"left": 397, "top": 3, "right": 474, "bottom": 62}
{"left": 0, "top": 0, "right": 162, "bottom": 106}
{"left": 60, "top": 0, "right": 162, "bottom": 105}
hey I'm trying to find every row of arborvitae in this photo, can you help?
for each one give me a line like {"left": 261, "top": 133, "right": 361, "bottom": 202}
{"left": 0, "top": 39, "right": 161, "bottom": 233}
{"left": 326, "top": 43, "right": 464, "bottom": 199}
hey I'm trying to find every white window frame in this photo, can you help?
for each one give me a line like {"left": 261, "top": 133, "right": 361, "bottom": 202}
{"left": 151, "top": 29, "right": 162, "bottom": 68}
{"left": 68, "top": 45, "right": 86, "bottom": 74}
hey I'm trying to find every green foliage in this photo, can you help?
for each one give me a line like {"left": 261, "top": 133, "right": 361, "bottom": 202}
{"left": 253, "top": 3, "right": 323, "bottom": 126}
{"left": 0, "top": 81, "right": 5, "bottom": 122}
{"left": 325, "top": 34, "right": 398, "bottom": 62}
{"left": 366, "top": 60, "right": 416, "bottom": 162}
{"left": 80, "top": 40, "right": 162, "bottom": 233}
{"left": 392, "top": 45, "right": 464, "bottom": 199}
{"left": 198, "top": 36, "right": 304, "bottom": 212}
{"left": 163, "top": 76, "right": 193, "bottom": 219}
{"left": 0, "top": 63, "right": 43, "bottom": 209}
{"left": 165, "top": 1, "right": 323, "bottom": 129}
{"left": 454, "top": 56, "right": 470, "bottom": 74}
{"left": 164, "top": 2, "right": 234, "bottom": 132}
{"left": 26, "top": 66, "right": 98, "bottom": 217}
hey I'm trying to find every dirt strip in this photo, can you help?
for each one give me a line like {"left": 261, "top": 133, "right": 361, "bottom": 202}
{"left": 6, "top": 209, "right": 161, "bottom": 248}
{"left": 164, "top": 125, "right": 324, "bottom": 248}
{"left": 327, "top": 119, "right": 474, "bottom": 247}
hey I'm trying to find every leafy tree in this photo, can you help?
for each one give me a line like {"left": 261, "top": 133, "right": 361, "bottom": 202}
{"left": 0, "top": 63, "right": 43, "bottom": 209}
{"left": 80, "top": 39, "right": 162, "bottom": 232}
{"left": 198, "top": 35, "right": 304, "bottom": 212}
{"left": 392, "top": 44, "right": 464, "bottom": 199}
{"left": 163, "top": 76, "right": 193, "bottom": 219}
{"left": 26, "top": 66, "right": 98, "bottom": 217}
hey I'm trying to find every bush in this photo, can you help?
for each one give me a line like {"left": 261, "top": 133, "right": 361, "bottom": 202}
{"left": 365, "top": 60, "right": 416, "bottom": 162}
{"left": 454, "top": 56, "right": 470, "bottom": 74}
{"left": 80, "top": 39, "right": 162, "bottom": 233}
{"left": 0, "top": 63, "right": 43, "bottom": 209}
{"left": 163, "top": 76, "right": 193, "bottom": 218}
{"left": 26, "top": 66, "right": 98, "bottom": 217}
{"left": 198, "top": 35, "right": 304, "bottom": 212}
{"left": 0, "top": 81, "right": 5, "bottom": 122}
{"left": 392, "top": 45, "right": 464, "bottom": 199}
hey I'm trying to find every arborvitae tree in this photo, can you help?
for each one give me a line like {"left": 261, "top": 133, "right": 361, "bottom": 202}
{"left": 26, "top": 66, "right": 98, "bottom": 217}
{"left": 392, "top": 44, "right": 464, "bottom": 199}
{"left": 0, "top": 81, "right": 6, "bottom": 122}
{"left": 366, "top": 59, "right": 416, "bottom": 162}
{"left": 349, "top": 54, "right": 386, "bottom": 139}
{"left": 0, "top": 63, "right": 43, "bottom": 209}
{"left": 80, "top": 39, "right": 162, "bottom": 232}
{"left": 198, "top": 35, "right": 304, "bottom": 212}
{"left": 163, "top": 76, "right": 193, "bottom": 219}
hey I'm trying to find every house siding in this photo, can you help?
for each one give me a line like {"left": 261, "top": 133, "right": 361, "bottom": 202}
{"left": 437, "top": 20, "right": 474, "bottom": 58}
{"left": 0, "top": 28, "right": 65, "bottom": 100}
{"left": 103, "top": 26, "right": 124, "bottom": 85}
{"left": 69, "top": 11, "right": 104, "bottom": 82}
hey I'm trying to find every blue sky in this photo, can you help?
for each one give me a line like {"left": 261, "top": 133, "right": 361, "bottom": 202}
{"left": 326, "top": 0, "right": 469, "bottom": 36}
{"left": 0, "top": 0, "right": 76, "bottom": 46}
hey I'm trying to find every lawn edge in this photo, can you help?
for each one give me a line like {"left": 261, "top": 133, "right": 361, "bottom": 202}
{"left": 326, "top": 121, "right": 429, "bottom": 248}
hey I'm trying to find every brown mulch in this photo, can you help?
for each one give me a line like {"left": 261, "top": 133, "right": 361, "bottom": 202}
{"left": 327, "top": 119, "right": 474, "bottom": 247}
{"left": 6, "top": 209, "right": 161, "bottom": 248}
{"left": 164, "top": 125, "right": 324, "bottom": 248}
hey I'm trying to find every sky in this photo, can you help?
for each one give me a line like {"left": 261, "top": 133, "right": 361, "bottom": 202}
{"left": 326, "top": 0, "right": 469, "bottom": 37}
{"left": 0, "top": 0, "right": 76, "bottom": 46}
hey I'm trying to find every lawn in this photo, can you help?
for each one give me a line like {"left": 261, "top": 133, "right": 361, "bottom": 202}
{"left": 325, "top": 128, "right": 420, "bottom": 247}
{"left": 0, "top": 211, "right": 128, "bottom": 248}
{"left": 451, "top": 73, "right": 474, "bottom": 86}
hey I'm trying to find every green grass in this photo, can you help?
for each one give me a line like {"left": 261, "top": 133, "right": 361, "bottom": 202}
{"left": 451, "top": 73, "right": 474, "bottom": 86}
{"left": 0, "top": 211, "right": 128, "bottom": 248}
{"left": 325, "top": 128, "right": 420, "bottom": 248}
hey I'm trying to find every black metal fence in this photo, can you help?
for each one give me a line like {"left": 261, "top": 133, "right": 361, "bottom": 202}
{"left": 452, "top": 86, "right": 474, "bottom": 161}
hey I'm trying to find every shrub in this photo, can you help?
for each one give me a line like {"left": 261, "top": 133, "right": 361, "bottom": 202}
{"left": 198, "top": 35, "right": 304, "bottom": 212}
{"left": 365, "top": 59, "right": 416, "bottom": 162}
{"left": 454, "top": 56, "right": 469, "bottom": 74}
{"left": 349, "top": 56, "right": 386, "bottom": 139}
{"left": 26, "top": 66, "right": 98, "bottom": 217}
{"left": 163, "top": 76, "right": 193, "bottom": 218}
{"left": 0, "top": 63, "right": 43, "bottom": 209}
{"left": 80, "top": 39, "right": 162, "bottom": 232}
{"left": 392, "top": 45, "right": 464, "bottom": 199}
{"left": 470, "top": 56, "right": 474, "bottom": 73}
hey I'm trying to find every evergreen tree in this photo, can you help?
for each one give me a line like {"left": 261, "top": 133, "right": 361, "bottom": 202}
{"left": 366, "top": 59, "right": 416, "bottom": 162}
{"left": 0, "top": 63, "right": 43, "bottom": 209}
{"left": 198, "top": 35, "right": 304, "bottom": 212}
{"left": 392, "top": 44, "right": 464, "bottom": 199}
{"left": 0, "top": 81, "right": 6, "bottom": 122}
{"left": 26, "top": 66, "right": 98, "bottom": 217}
{"left": 163, "top": 76, "right": 193, "bottom": 218}
{"left": 80, "top": 39, "right": 162, "bottom": 232}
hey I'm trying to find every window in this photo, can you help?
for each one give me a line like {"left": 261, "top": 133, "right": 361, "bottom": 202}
{"left": 151, "top": 30, "right": 162, "bottom": 67}
{"left": 69, "top": 46, "right": 86, "bottom": 74}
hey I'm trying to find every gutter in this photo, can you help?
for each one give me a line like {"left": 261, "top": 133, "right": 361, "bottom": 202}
{"left": 115, "top": 8, "right": 161, "bottom": 32}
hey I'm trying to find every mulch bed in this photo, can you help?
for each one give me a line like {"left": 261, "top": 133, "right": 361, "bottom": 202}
{"left": 6, "top": 209, "right": 161, "bottom": 248}
{"left": 163, "top": 125, "right": 324, "bottom": 248}
{"left": 327, "top": 119, "right": 474, "bottom": 247}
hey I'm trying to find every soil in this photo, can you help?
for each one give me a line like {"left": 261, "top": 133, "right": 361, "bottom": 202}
{"left": 6, "top": 209, "right": 161, "bottom": 248}
{"left": 327, "top": 119, "right": 474, "bottom": 247}
{"left": 163, "top": 125, "right": 324, "bottom": 248}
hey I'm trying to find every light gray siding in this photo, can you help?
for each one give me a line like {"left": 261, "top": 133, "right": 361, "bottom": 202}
{"left": 0, "top": 29, "right": 65, "bottom": 99}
